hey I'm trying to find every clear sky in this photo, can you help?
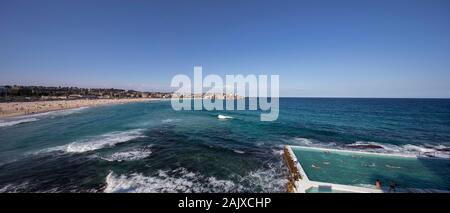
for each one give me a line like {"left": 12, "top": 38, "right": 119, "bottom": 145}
{"left": 1, "top": 0, "right": 449, "bottom": 98}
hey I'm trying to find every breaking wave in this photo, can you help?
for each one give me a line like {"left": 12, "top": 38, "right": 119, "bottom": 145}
{"left": 104, "top": 164, "right": 287, "bottom": 193}
{"left": 233, "top": 149, "right": 245, "bottom": 154}
{"left": 289, "top": 138, "right": 450, "bottom": 159}
{"left": 162, "top": 118, "right": 181, "bottom": 123}
{"left": 0, "top": 182, "right": 30, "bottom": 193}
{"left": 291, "top": 137, "right": 337, "bottom": 147}
{"left": 101, "top": 148, "right": 152, "bottom": 162}
{"left": 346, "top": 141, "right": 450, "bottom": 158}
{"left": 31, "top": 107, "right": 89, "bottom": 118}
{"left": 271, "top": 149, "right": 283, "bottom": 156}
{"left": 0, "top": 107, "right": 88, "bottom": 128}
{"left": 48, "top": 129, "right": 146, "bottom": 153}
{"left": 0, "top": 118, "right": 39, "bottom": 127}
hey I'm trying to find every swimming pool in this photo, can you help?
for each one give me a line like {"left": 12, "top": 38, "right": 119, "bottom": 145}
{"left": 305, "top": 186, "right": 351, "bottom": 193}
{"left": 291, "top": 146, "right": 450, "bottom": 191}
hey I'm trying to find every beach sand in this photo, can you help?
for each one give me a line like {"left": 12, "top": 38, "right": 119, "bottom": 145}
{"left": 0, "top": 98, "right": 161, "bottom": 119}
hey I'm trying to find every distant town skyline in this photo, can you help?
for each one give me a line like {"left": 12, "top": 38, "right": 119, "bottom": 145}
{"left": 1, "top": 0, "right": 450, "bottom": 98}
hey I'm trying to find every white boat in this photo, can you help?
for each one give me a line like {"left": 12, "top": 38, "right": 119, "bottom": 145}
{"left": 218, "top": 114, "right": 233, "bottom": 119}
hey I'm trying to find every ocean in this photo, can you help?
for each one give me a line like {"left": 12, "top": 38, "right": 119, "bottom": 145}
{"left": 0, "top": 98, "right": 449, "bottom": 192}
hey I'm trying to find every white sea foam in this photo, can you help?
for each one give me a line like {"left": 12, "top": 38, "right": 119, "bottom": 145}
{"left": 0, "top": 107, "right": 88, "bottom": 128}
{"left": 104, "top": 164, "right": 287, "bottom": 193}
{"left": 34, "top": 107, "right": 89, "bottom": 118}
{"left": 347, "top": 141, "right": 400, "bottom": 152}
{"left": 402, "top": 144, "right": 436, "bottom": 153}
{"left": 0, "top": 182, "right": 30, "bottom": 193}
{"left": 233, "top": 149, "right": 245, "bottom": 154}
{"left": 385, "top": 164, "right": 401, "bottom": 169}
{"left": 101, "top": 149, "right": 152, "bottom": 162}
{"left": 271, "top": 149, "right": 283, "bottom": 156}
{"left": 290, "top": 137, "right": 450, "bottom": 159}
{"left": 104, "top": 168, "right": 226, "bottom": 193}
{"left": 49, "top": 129, "right": 146, "bottom": 153}
{"left": 347, "top": 141, "right": 450, "bottom": 158}
{"left": 0, "top": 118, "right": 39, "bottom": 127}
{"left": 234, "top": 163, "right": 288, "bottom": 192}
{"left": 18, "top": 107, "right": 88, "bottom": 119}
{"left": 162, "top": 118, "right": 181, "bottom": 123}
{"left": 291, "top": 137, "right": 336, "bottom": 147}
{"left": 255, "top": 142, "right": 265, "bottom": 146}
{"left": 292, "top": 137, "right": 314, "bottom": 145}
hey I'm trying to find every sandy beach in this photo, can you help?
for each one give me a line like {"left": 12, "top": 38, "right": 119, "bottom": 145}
{"left": 0, "top": 98, "right": 161, "bottom": 119}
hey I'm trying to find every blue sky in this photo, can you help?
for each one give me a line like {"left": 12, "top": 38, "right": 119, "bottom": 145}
{"left": 1, "top": 0, "right": 449, "bottom": 97}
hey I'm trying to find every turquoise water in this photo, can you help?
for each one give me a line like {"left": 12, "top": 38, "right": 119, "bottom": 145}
{"left": 0, "top": 98, "right": 449, "bottom": 192}
{"left": 305, "top": 187, "right": 351, "bottom": 193}
{"left": 292, "top": 147, "right": 450, "bottom": 190}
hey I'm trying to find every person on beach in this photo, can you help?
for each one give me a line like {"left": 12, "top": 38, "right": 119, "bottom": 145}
{"left": 389, "top": 181, "right": 397, "bottom": 192}
{"left": 375, "top": 179, "right": 382, "bottom": 189}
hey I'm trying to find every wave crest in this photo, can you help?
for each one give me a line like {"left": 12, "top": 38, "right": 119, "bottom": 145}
{"left": 0, "top": 118, "right": 39, "bottom": 127}
{"left": 347, "top": 141, "right": 450, "bottom": 158}
{"left": 48, "top": 129, "right": 146, "bottom": 153}
{"left": 289, "top": 137, "right": 450, "bottom": 159}
{"left": 104, "top": 164, "right": 287, "bottom": 193}
{"left": 0, "top": 107, "right": 88, "bottom": 128}
{"left": 100, "top": 148, "right": 152, "bottom": 162}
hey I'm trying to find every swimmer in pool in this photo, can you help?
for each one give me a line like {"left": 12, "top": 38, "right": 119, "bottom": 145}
{"left": 389, "top": 181, "right": 397, "bottom": 192}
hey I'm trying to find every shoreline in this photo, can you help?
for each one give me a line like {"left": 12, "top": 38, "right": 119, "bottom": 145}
{"left": 0, "top": 98, "right": 164, "bottom": 119}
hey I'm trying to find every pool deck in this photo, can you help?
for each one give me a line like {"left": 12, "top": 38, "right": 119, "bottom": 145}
{"left": 283, "top": 145, "right": 450, "bottom": 193}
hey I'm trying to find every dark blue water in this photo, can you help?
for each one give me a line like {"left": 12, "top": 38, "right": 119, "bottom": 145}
{"left": 0, "top": 98, "right": 449, "bottom": 192}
